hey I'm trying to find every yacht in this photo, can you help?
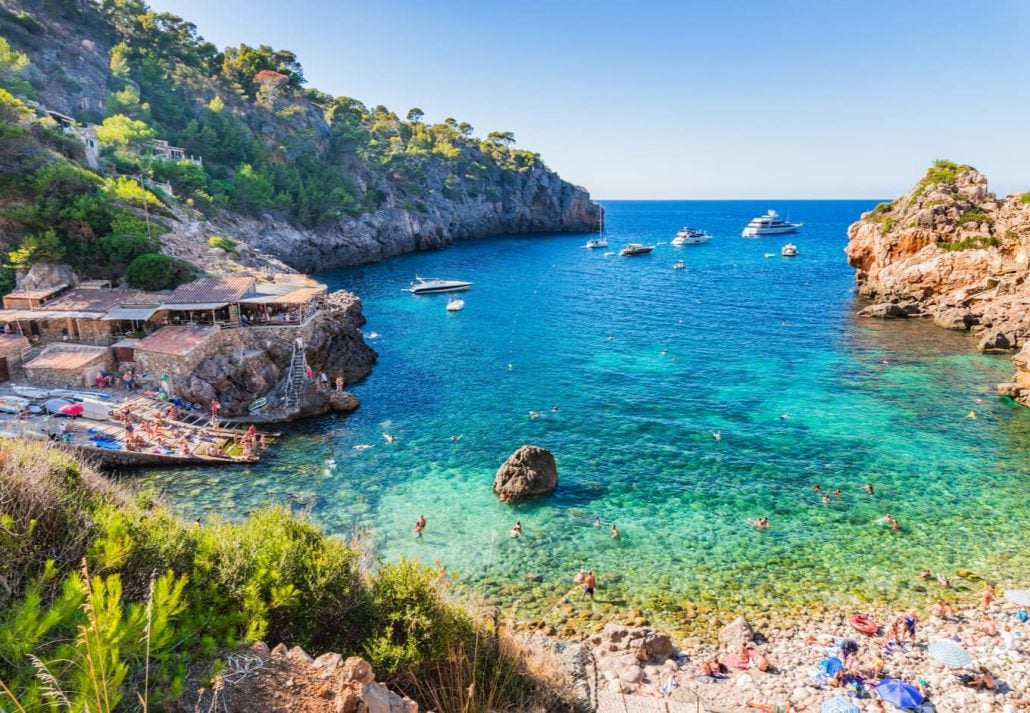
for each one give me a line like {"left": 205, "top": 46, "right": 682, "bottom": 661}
{"left": 408, "top": 276, "right": 472, "bottom": 294}
{"left": 741, "top": 210, "right": 802, "bottom": 237}
{"left": 672, "top": 227, "right": 711, "bottom": 245}
{"left": 446, "top": 298, "right": 465, "bottom": 312}
{"left": 781, "top": 243, "right": 798, "bottom": 257}
{"left": 584, "top": 237, "right": 608, "bottom": 249}
{"left": 620, "top": 243, "right": 655, "bottom": 256}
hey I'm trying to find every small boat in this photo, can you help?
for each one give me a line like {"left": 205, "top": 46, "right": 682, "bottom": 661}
{"left": 0, "top": 395, "right": 30, "bottom": 414}
{"left": 620, "top": 243, "right": 655, "bottom": 256}
{"left": 584, "top": 209, "right": 607, "bottom": 249}
{"left": 12, "top": 385, "right": 52, "bottom": 399}
{"left": 446, "top": 298, "right": 464, "bottom": 312}
{"left": 781, "top": 243, "right": 798, "bottom": 257}
{"left": 850, "top": 614, "right": 878, "bottom": 636}
{"left": 742, "top": 210, "right": 802, "bottom": 237}
{"left": 672, "top": 227, "right": 711, "bottom": 245}
{"left": 673, "top": 260, "right": 686, "bottom": 269}
{"left": 408, "top": 276, "right": 472, "bottom": 294}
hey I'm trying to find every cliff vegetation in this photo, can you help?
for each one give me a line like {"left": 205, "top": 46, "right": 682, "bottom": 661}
{"left": 0, "top": 438, "right": 559, "bottom": 711}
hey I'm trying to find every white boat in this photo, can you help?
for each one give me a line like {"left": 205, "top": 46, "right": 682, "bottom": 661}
{"left": 781, "top": 243, "right": 798, "bottom": 257}
{"left": 742, "top": 210, "right": 802, "bottom": 237}
{"left": 408, "top": 276, "right": 472, "bottom": 294}
{"left": 672, "top": 227, "right": 711, "bottom": 245}
{"left": 584, "top": 209, "right": 607, "bottom": 248}
{"left": 620, "top": 243, "right": 655, "bottom": 256}
{"left": 446, "top": 298, "right": 465, "bottom": 312}
{"left": 11, "top": 385, "right": 52, "bottom": 399}
{"left": 0, "top": 395, "right": 30, "bottom": 414}
{"left": 673, "top": 260, "right": 686, "bottom": 269}
{"left": 74, "top": 397, "right": 115, "bottom": 421}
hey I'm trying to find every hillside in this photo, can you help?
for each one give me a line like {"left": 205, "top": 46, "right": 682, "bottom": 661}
{"left": 845, "top": 161, "right": 1030, "bottom": 405}
{"left": 0, "top": 0, "right": 599, "bottom": 282}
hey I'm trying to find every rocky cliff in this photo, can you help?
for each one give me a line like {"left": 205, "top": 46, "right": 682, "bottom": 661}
{"left": 845, "top": 161, "right": 1030, "bottom": 405}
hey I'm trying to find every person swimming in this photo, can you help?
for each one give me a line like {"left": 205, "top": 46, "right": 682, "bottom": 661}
{"left": 751, "top": 517, "right": 769, "bottom": 530}
{"left": 864, "top": 483, "right": 875, "bottom": 494}
{"left": 414, "top": 514, "right": 426, "bottom": 538}
{"left": 610, "top": 524, "right": 619, "bottom": 539}
{"left": 510, "top": 520, "right": 522, "bottom": 538}
{"left": 832, "top": 488, "right": 841, "bottom": 497}
{"left": 593, "top": 518, "right": 602, "bottom": 528}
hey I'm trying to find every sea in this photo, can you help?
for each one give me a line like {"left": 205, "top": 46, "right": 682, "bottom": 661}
{"left": 133, "top": 200, "right": 1030, "bottom": 622}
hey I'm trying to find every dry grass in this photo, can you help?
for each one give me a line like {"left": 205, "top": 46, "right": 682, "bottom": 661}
{"left": 0, "top": 438, "right": 121, "bottom": 607}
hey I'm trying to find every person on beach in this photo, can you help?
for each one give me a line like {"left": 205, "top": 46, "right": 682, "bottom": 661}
{"left": 610, "top": 524, "right": 619, "bottom": 539}
{"left": 583, "top": 571, "right": 596, "bottom": 599}
{"left": 335, "top": 375, "right": 345, "bottom": 392}
{"left": 930, "top": 600, "right": 954, "bottom": 620}
{"left": 962, "top": 665, "right": 996, "bottom": 691}
{"left": 209, "top": 399, "right": 221, "bottom": 427}
{"left": 319, "top": 371, "right": 329, "bottom": 389}
{"left": 937, "top": 573, "right": 951, "bottom": 588}
{"left": 414, "top": 515, "right": 426, "bottom": 538}
{"left": 510, "top": 521, "right": 522, "bottom": 538}
{"left": 871, "top": 654, "right": 884, "bottom": 680}
{"left": 746, "top": 701, "right": 795, "bottom": 713}
{"left": 902, "top": 610, "right": 917, "bottom": 641}
{"left": 980, "top": 582, "right": 995, "bottom": 610}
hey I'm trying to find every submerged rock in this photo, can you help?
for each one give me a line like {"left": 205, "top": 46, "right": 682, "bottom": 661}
{"left": 493, "top": 445, "right": 558, "bottom": 502}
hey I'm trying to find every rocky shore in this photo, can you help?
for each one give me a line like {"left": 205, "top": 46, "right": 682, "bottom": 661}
{"left": 845, "top": 162, "right": 1030, "bottom": 406}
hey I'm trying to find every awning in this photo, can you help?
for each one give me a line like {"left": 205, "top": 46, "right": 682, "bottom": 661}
{"left": 239, "top": 287, "right": 323, "bottom": 305}
{"left": 102, "top": 307, "right": 159, "bottom": 321}
{"left": 159, "top": 302, "right": 227, "bottom": 311}
{"left": 0, "top": 309, "right": 103, "bottom": 320}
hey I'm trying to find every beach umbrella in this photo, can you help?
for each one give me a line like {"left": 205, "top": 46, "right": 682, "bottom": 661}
{"left": 821, "top": 696, "right": 861, "bottom": 713}
{"left": 875, "top": 679, "right": 923, "bottom": 709}
{"left": 927, "top": 639, "right": 971, "bottom": 668}
{"left": 1004, "top": 590, "right": 1030, "bottom": 607}
{"left": 58, "top": 403, "right": 84, "bottom": 417}
{"left": 44, "top": 398, "right": 71, "bottom": 414}
{"left": 818, "top": 657, "right": 843, "bottom": 675}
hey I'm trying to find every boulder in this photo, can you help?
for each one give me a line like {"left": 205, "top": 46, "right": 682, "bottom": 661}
{"left": 15, "top": 263, "right": 79, "bottom": 291}
{"left": 719, "top": 616, "right": 755, "bottom": 651}
{"left": 493, "top": 445, "right": 557, "bottom": 502}
{"left": 858, "top": 302, "right": 910, "bottom": 318}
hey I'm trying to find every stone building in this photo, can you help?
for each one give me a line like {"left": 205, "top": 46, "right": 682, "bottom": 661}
{"left": 22, "top": 344, "right": 112, "bottom": 388}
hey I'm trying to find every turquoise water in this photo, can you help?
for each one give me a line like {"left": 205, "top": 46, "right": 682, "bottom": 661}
{"left": 134, "top": 200, "right": 1030, "bottom": 621}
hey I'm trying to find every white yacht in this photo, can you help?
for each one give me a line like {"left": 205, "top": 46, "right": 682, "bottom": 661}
{"left": 741, "top": 210, "right": 802, "bottom": 237}
{"left": 672, "top": 227, "right": 711, "bottom": 245}
{"left": 446, "top": 298, "right": 465, "bottom": 312}
{"left": 584, "top": 237, "right": 608, "bottom": 249}
{"left": 408, "top": 276, "right": 472, "bottom": 294}
{"left": 781, "top": 243, "right": 798, "bottom": 257}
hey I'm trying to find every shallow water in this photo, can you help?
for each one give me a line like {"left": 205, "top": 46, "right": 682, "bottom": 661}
{"left": 133, "top": 200, "right": 1030, "bottom": 621}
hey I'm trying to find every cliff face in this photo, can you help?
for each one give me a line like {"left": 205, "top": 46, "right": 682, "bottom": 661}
{"left": 845, "top": 162, "right": 1030, "bottom": 405}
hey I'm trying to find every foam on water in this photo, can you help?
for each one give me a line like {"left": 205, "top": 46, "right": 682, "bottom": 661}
{"left": 132, "top": 200, "right": 1030, "bottom": 619}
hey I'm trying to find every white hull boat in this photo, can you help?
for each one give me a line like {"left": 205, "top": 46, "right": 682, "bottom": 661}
{"left": 672, "top": 227, "right": 711, "bottom": 245}
{"left": 446, "top": 298, "right": 465, "bottom": 312}
{"left": 781, "top": 243, "right": 798, "bottom": 257}
{"left": 409, "top": 276, "right": 472, "bottom": 294}
{"left": 742, "top": 210, "right": 802, "bottom": 237}
{"left": 0, "top": 395, "right": 30, "bottom": 414}
{"left": 584, "top": 238, "right": 608, "bottom": 249}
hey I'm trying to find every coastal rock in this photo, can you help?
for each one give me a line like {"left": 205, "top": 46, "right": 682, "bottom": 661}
{"left": 846, "top": 162, "right": 1030, "bottom": 406}
{"left": 14, "top": 263, "right": 80, "bottom": 292}
{"left": 999, "top": 342, "right": 1030, "bottom": 407}
{"left": 719, "top": 616, "right": 755, "bottom": 651}
{"left": 493, "top": 445, "right": 558, "bottom": 502}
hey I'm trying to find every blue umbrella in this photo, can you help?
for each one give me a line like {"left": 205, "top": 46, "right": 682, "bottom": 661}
{"left": 818, "top": 656, "right": 843, "bottom": 675}
{"left": 927, "top": 638, "right": 971, "bottom": 668}
{"left": 821, "top": 696, "right": 861, "bottom": 713}
{"left": 875, "top": 679, "right": 924, "bottom": 709}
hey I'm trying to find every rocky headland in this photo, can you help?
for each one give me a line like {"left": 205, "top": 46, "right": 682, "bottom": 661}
{"left": 845, "top": 162, "right": 1030, "bottom": 405}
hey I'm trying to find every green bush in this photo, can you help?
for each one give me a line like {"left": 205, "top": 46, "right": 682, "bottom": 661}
{"left": 957, "top": 208, "right": 991, "bottom": 225}
{"left": 911, "top": 159, "right": 970, "bottom": 200}
{"left": 938, "top": 235, "right": 998, "bottom": 251}
{"left": 207, "top": 235, "right": 237, "bottom": 254}
{"left": 124, "top": 253, "right": 196, "bottom": 290}
{"left": 7, "top": 228, "right": 65, "bottom": 267}
{"left": 1020, "top": 192, "right": 1030, "bottom": 205}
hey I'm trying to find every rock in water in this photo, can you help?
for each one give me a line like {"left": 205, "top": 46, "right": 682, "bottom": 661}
{"left": 493, "top": 445, "right": 557, "bottom": 502}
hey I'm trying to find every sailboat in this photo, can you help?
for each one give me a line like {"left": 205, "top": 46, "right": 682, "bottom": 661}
{"left": 584, "top": 208, "right": 607, "bottom": 249}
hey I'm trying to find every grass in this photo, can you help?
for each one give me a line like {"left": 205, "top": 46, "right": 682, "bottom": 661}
{"left": 910, "top": 159, "right": 972, "bottom": 203}
{"left": 938, "top": 235, "right": 998, "bottom": 251}
{"left": 957, "top": 209, "right": 992, "bottom": 226}
{"left": 1020, "top": 192, "right": 1030, "bottom": 205}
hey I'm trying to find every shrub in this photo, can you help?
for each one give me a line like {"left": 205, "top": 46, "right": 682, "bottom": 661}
{"left": 104, "top": 176, "right": 162, "bottom": 211}
{"left": 6, "top": 228, "right": 65, "bottom": 267}
{"left": 911, "top": 159, "right": 970, "bottom": 200}
{"left": 208, "top": 235, "right": 237, "bottom": 254}
{"left": 938, "top": 235, "right": 998, "bottom": 251}
{"left": 124, "top": 253, "right": 197, "bottom": 290}
{"left": 957, "top": 209, "right": 991, "bottom": 225}
{"left": 1020, "top": 192, "right": 1030, "bottom": 205}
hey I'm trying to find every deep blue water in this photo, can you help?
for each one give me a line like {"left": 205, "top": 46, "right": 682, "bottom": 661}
{"left": 136, "top": 200, "right": 1030, "bottom": 617}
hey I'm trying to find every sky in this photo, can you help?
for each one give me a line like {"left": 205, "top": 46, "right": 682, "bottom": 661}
{"left": 146, "top": 0, "right": 1030, "bottom": 199}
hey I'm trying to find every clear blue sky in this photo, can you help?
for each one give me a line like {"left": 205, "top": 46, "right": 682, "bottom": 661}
{"left": 148, "top": 0, "right": 1030, "bottom": 199}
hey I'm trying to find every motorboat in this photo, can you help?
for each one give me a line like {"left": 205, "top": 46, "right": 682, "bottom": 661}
{"left": 673, "top": 260, "right": 686, "bottom": 269}
{"left": 408, "top": 276, "right": 472, "bottom": 294}
{"left": 0, "top": 395, "right": 30, "bottom": 414}
{"left": 742, "top": 210, "right": 802, "bottom": 237}
{"left": 672, "top": 227, "right": 711, "bottom": 245}
{"left": 446, "top": 298, "right": 465, "bottom": 312}
{"left": 781, "top": 243, "right": 798, "bottom": 257}
{"left": 620, "top": 243, "right": 655, "bottom": 256}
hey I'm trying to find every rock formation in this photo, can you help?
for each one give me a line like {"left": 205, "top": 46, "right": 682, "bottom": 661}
{"left": 493, "top": 445, "right": 558, "bottom": 502}
{"left": 175, "top": 641, "right": 418, "bottom": 713}
{"left": 846, "top": 162, "right": 1030, "bottom": 404}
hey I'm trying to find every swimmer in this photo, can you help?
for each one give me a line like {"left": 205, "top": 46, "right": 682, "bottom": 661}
{"left": 529, "top": 411, "right": 541, "bottom": 420}
{"left": 510, "top": 520, "right": 522, "bottom": 538}
{"left": 593, "top": 518, "right": 602, "bottom": 528}
{"left": 414, "top": 514, "right": 426, "bottom": 538}
{"left": 822, "top": 494, "right": 830, "bottom": 505}
{"left": 864, "top": 483, "right": 875, "bottom": 494}
{"left": 919, "top": 568, "right": 932, "bottom": 580}
{"left": 813, "top": 484, "right": 823, "bottom": 493}
{"left": 383, "top": 433, "right": 396, "bottom": 443}
{"left": 967, "top": 410, "right": 977, "bottom": 419}
{"left": 832, "top": 489, "right": 841, "bottom": 497}
{"left": 353, "top": 444, "right": 373, "bottom": 451}
{"left": 610, "top": 524, "right": 619, "bottom": 539}
{"left": 751, "top": 517, "right": 769, "bottom": 530}
{"left": 712, "top": 430, "right": 721, "bottom": 441}
{"left": 660, "top": 349, "right": 668, "bottom": 355}
{"left": 551, "top": 405, "right": 559, "bottom": 412}
{"left": 449, "top": 434, "right": 462, "bottom": 442}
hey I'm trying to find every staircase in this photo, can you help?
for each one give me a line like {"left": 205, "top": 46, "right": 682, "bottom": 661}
{"left": 283, "top": 341, "right": 308, "bottom": 411}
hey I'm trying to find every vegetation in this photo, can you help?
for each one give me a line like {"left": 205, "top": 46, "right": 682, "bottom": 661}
{"left": 207, "top": 235, "right": 237, "bottom": 254}
{"left": 911, "top": 159, "right": 971, "bottom": 201}
{"left": 124, "top": 253, "right": 196, "bottom": 290}
{"left": 0, "top": 440, "right": 551, "bottom": 712}
{"left": 956, "top": 208, "right": 992, "bottom": 226}
{"left": 1020, "top": 192, "right": 1030, "bottom": 205}
{"left": 938, "top": 235, "right": 998, "bottom": 251}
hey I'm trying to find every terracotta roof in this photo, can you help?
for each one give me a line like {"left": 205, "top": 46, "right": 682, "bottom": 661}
{"left": 165, "top": 277, "right": 256, "bottom": 305}
{"left": 4, "top": 284, "right": 69, "bottom": 301}
{"left": 0, "top": 334, "right": 29, "bottom": 354}
{"left": 24, "top": 344, "right": 108, "bottom": 371}
{"left": 42, "top": 288, "right": 141, "bottom": 314}
{"left": 134, "top": 325, "right": 217, "bottom": 356}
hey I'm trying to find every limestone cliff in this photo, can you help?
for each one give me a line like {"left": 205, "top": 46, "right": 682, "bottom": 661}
{"left": 845, "top": 161, "right": 1030, "bottom": 405}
